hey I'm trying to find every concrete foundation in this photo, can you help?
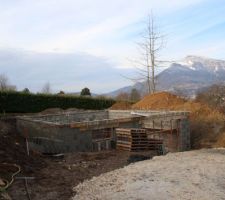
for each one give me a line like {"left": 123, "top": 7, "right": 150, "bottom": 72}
{"left": 17, "top": 110, "right": 190, "bottom": 153}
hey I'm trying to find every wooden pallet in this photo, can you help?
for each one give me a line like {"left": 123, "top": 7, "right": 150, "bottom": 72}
{"left": 117, "top": 128, "right": 155, "bottom": 152}
{"left": 116, "top": 128, "right": 164, "bottom": 152}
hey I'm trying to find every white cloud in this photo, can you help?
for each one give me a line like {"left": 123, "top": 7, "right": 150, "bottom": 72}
{"left": 0, "top": 0, "right": 204, "bottom": 53}
{"left": 2, "top": 0, "right": 225, "bottom": 92}
{"left": 0, "top": 49, "right": 135, "bottom": 93}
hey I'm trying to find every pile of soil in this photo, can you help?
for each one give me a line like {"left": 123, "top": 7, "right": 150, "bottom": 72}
{"left": 65, "top": 108, "right": 81, "bottom": 112}
{"left": 132, "top": 92, "right": 186, "bottom": 110}
{"left": 39, "top": 108, "right": 64, "bottom": 114}
{"left": 132, "top": 91, "right": 225, "bottom": 148}
{"left": 132, "top": 92, "right": 225, "bottom": 121}
{"left": 110, "top": 101, "right": 133, "bottom": 110}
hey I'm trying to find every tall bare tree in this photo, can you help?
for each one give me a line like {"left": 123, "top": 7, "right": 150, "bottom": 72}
{"left": 116, "top": 92, "right": 129, "bottom": 101}
{"left": 130, "top": 88, "right": 141, "bottom": 102}
{"left": 41, "top": 82, "right": 51, "bottom": 94}
{"left": 0, "top": 74, "right": 9, "bottom": 91}
{"left": 133, "top": 12, "right": 165, "bottom": 94}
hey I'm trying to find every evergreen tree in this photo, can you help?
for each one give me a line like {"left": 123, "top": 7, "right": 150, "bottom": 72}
{"left": 80, "top": 87, "right": 91, "bottom": 96}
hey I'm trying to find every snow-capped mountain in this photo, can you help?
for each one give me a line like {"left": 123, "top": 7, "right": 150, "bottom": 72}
{"left": 177, "top": 55, "right": 225, "bottom": 76}
{"left": 107, "top": 56, "right": 225, "bottom": 97}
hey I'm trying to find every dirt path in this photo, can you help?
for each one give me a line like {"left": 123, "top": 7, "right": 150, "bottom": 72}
{"left": 73, "top": 149, "right": 225, "bottom": 200}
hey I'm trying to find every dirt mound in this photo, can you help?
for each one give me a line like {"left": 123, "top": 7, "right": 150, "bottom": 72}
{"left": 39, "top": 108, "right": 64, "bottom": 114}
{"left": 132, "top": 91, "right": 224, "bottom": 120}
{"left": 65, "top": 108, "right": 82, "bottom": 112}
{"left": 110, "top": 101, "right": 133, "bottom": 110}
{"left": 132, "top": 91, "right": 186, "bottom": 110}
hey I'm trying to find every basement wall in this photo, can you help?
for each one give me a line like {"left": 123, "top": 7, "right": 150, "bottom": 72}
{"left": 17, "top": 110, "right": 190, "bottom": 153}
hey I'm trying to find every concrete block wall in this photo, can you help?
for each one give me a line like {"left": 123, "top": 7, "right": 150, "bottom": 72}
{"left": 147, "top": 130, "right": 179, "bottom": 152}
{"left": 144, "top": 120, "right": 190, "bottom": 152}
{"left": 108, "top": 110, "right": 133, "bottom": 119}
{"left": 17, "top": 119, "right": 93, "bottom": 153}
{"left": 143, "top": 119, "right": 179, "bottom": 130}
{"left": 178, "top": 118, "right": 191, "bottom": 151}
{"left": 17, "top": 110, "right": 190, "bottom": 153}
{"left": 30, "top": 110, "right": 108, "bottom": 124}
{"left": 17, "top": 115, "right": 142, "bottom": 153}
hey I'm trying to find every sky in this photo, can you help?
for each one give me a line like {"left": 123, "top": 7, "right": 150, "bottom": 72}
{"left": 0, "top": 0, "right": 225, "bottom": 93}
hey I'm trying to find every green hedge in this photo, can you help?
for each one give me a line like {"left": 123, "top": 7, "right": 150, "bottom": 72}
{"left": 0, "top": 91, "right": 115, "bottom": 113}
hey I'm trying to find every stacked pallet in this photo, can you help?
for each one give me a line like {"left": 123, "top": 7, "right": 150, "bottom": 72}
{"left": 148, "top": 139, "right": 163, "bottom": 150}
{"left": 116, "top": 128, "right": 164, "bottom": 152}
{"left": 116, "top": 128, "right": 149, "bottom": 151}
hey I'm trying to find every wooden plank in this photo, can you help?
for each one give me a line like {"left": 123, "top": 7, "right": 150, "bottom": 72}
{"left": 116, "top": 144, "right": 131, "bottom": 148}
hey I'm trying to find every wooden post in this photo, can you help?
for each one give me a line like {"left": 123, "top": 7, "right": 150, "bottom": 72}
{"left": 24, "top": 128, "right": 30, "bottom": 156}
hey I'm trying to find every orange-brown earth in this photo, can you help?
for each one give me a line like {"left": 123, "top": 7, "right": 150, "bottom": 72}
{"left": 132, "top": 91, "right": 225, "bottom": 148}
{"left": 110, "top": 101, "right": 133, "bottom": 110}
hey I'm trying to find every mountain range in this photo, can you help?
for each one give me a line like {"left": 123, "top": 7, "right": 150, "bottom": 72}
{"left": 106, "top": 56, "right": 225, "bottom": 98}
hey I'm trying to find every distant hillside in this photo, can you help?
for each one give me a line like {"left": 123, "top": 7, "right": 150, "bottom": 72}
{"left": 106, "top": 55, "right": 225, "bottom": 98}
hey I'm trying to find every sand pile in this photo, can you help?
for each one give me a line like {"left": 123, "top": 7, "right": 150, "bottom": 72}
{"left": 132, "top": 91, "right": 225, "bottom": 148}
{"left": 110, "top": 101, "right": 133, "bottom": 110}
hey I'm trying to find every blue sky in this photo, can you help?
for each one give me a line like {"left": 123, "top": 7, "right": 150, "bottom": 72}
{"left": 0, "top": 0, "right": 225, "bottom": 93}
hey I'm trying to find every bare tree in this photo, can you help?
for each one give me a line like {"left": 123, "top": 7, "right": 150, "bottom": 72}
{"left": 196, "top": 84, "right": 225, "bottom": 114}
{"left": 132, "top": 12, "right": 165, "bottom": 94}
{"left": 130, "top": 88, "right": 141, "bottom": 102}
{"left": 116, "top": 92, "right": 129, "bottom": 101}
{"left": 0, "top": 74, "right": 9, "bottom": 91}
{"left": 41, "top": 82, "right": 51, "bottom": 94}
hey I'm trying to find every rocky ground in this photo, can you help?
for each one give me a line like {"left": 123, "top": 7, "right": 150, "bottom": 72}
{"left": 73, "top": 148, "right": 225, "bottom": 200}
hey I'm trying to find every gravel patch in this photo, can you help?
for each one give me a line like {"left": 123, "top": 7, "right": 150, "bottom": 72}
{"left": 73, "top": 149, "right": 225, "bottom": 200}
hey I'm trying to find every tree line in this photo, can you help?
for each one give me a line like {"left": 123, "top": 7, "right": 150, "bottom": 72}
{"left": 0, "top": 74, "right": 93, "bottom": 97}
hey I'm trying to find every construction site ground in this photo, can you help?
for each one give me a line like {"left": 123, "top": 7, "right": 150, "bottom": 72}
{"left": 6, "top": 151, "right": 134, "bottom": 200}
{"left": 0, "top": 118, "right": 156, "bottom": 200}
{"left": 73, "top": 148, "right": 225, "bottom": 200}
